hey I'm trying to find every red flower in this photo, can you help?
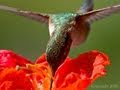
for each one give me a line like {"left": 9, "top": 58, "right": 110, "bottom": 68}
{"left": 53, "top": 50, "right": 110, "bottom": 90}
{"left": 0, "top": 50, "right": 51, "bottom": 90}
{"left": 0, "top": 50, "right": 110, "bottom": 90}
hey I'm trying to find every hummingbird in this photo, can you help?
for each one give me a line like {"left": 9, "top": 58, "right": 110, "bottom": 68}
{"left": 0, "top": 0, "right": 120, "bottom": 76}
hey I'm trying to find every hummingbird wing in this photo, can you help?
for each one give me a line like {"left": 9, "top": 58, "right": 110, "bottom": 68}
{"left": 0, "top": 5, "right": 49, "bottom": 24}
{"left": 78, "top": 0, "right": 94, "bottom": 13}
{"left": 80, "top": 4, "right": 120, "bottom": 24}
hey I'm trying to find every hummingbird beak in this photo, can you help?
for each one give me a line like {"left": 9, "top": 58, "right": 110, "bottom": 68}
{"left": 0, "top": 5, "right": 49, "bottom": 24}
{"left": 79, "top": 4, "right": 120, "bottom": 24}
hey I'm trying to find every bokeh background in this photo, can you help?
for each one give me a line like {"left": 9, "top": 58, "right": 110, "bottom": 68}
{"left": 0, "top": 0, "right": 120, "bottom": 90}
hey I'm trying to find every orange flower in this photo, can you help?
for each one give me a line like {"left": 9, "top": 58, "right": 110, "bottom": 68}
{"left": 0, "top": 50, "right": 51, "bottom": 90}
{"left": 53, "top": 50, "right": 110, "bottom": 90}
{"left": 0, "top": 50, "right": 110, "bottom": 90}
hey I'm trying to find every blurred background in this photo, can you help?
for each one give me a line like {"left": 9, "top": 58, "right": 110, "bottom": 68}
{"left": 0, "top": 0, "right": 120, "bottom": 90}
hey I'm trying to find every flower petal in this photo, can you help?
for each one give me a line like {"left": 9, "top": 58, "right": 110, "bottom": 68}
{"left": 53, "top": 50, "right": 110, "bottom": 89}
{"left": 0, "top": 50, "right": 52, "bottom": 89}
{"left": 0, "top": 68, "right": 34, "bottom": 90}
{"left": 0, "top": 50, "right": 32, "bottom": 67}
{"left": 36, "top": 53, "right": 48, "bottom": 65}
{"left": 0, "top": 64, "right": 51, "bottom": 90}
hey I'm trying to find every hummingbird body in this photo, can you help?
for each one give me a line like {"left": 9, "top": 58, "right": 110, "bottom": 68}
{"left": 49, "top": 13, "right": 90, "bottom": 46}
{"left": 46, "top": 13, "right": 90, "bottom": 74}
{"left": 47, "top": 13, "right": 75, "bottom": 74}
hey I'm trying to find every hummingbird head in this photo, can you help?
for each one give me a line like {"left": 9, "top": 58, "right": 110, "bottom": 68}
{"left": 48, "top": 13, "right": 90, "bottom": 47}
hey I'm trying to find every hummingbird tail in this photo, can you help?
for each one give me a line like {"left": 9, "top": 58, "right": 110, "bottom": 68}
{"left": 0, "top": 5, "right": 49, "bottom": 23}
{"left": 77, "top": 0, "right": 94, "bottom": 13}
